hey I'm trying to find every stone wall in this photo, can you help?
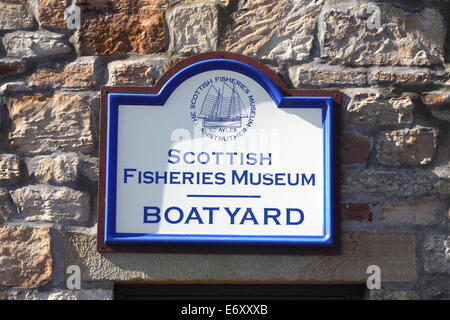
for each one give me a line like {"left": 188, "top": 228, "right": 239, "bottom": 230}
{"left": 0, "top": 0, "right": 448, "bottom": 300}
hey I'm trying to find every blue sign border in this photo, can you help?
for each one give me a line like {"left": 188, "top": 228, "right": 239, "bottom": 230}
{"left": 104, "top": 59, "right": 333, "bottom": 246}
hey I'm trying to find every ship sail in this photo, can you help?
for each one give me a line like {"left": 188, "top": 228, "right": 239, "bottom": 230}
{"left": 198, "top": 82, "right": 248, "bottom": 128}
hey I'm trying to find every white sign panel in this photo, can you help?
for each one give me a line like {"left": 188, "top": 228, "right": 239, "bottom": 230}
{"left": 102, "top": 59, "right": 335, "bottom": 246}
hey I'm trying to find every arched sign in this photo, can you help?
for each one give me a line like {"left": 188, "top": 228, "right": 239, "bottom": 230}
{"left": 97, "top": 52, "right": 340, "bottom": 254}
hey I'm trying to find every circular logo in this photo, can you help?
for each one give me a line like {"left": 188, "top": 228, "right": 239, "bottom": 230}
{"left": 189, "top": 76, "right": 256, "bottom": 141}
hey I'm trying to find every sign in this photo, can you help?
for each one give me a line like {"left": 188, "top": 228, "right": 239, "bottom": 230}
{"left": 98, "top": 53, "right": 340, "bottom": 252}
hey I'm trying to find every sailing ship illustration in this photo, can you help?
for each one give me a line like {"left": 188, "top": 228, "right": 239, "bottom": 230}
{"left": 198, "top": 82, "right": 248, "bottom": 128}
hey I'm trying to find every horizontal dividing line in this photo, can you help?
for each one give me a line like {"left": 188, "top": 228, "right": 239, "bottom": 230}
{"left": 187, "top": 194, "right": 261, "bottom": 198}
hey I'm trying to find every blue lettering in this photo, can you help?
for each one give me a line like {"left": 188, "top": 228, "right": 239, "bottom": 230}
{"left": 240, "top": 208, "right": 259, "bottom": 225}
{"left": 168, "top": 149, "right": 180, "bottom": 164}
{"left": 185, "top": 207, "right": 204, "bottom": 224}
{"left": 286, "top": 208, "right": 304, "bottom": 225}
{"left": 124, "top": 168, "right": 136, "bottom": 183}
{"left": 143, "top": 206, "right": 160, "bottom": 223}
{"left": 165, "top": 207, "right": 183, "bottom": 224}
{"left": 225, "top": 207, "right": 241, "bottom": 224}
{"left": 264, "top": 208, "right": 281, "bottom": 225}
{"left": 302, "top": 174, "right": 315, "bottom": 186}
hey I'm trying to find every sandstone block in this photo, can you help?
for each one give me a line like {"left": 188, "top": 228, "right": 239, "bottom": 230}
{"left": 0, "top": 154, "right": 20, "bottom": 182}
{"left": 107, "top": 56, "right": 169, "bottom": 86}
{"left": 0, "top": 226, "right": 52, "bottom": 286}
{"left": 377, "top": 127, "right": 437, "bottom": 166}
{"left": 0, "top": 1, "right": 34, "bottom": 31}
{"left": 423, "top": 89, "right": 450, "bottom": 122}
{"left": 36, "top": 0, "right": 67, "bottom": 27}
{"left": 342, "top": 169, "right": 449, "bottom": 197}
{"left": 0, "top": 188, "right": 17, "bottom": 223}
{"left": 77, "top": 0, "right": 166, "bottom": 56}
{"left": 381, "top": 201, "right": 438, "bottom": 225}
{"left": 166, "top": 3, "right": 218, "bottom": 55}
{"left": 78, "top": 154, "right": 98, "bottom": 183}
{"left": 25, "top": 153, "right": 79, "bottom": 185}
{"left": 320, "top": 3, "right": 445, "bottom": 66}
{"left": 11, "top": 185, "right": 90, "bottom": 223}
{"left": 2, "top": 31, "right": 71, "bottom": 59}
{"left": 341, "top": 133, "right": 372, "bottom": 166}
{"left": 223, "top": 0, "right": 322, "bottom": 63}
{"left": 369, "top": 69, "right": 450, "bottom": 86}
{"left": 7, "top": 288, "right": 112, "bottom": 300}
{"left": 7, "top": 94, "right": 95, "bottom": 154}
{"left": 369, "top": 290, "right": 419, "bottom": 300}
{"left": 26, "top": 57, "right": 98, "bottom": 89}
{"left": 423, "top": 234, "right": 450, "bottom": 274}
{"left": 66, "top": 231, "right": 416, "bottom": 282}
{"left": 0, "top": 59, "right": 26, "bottom": 80}
{"left": 346, "top": 94, "right": 414, "bottom": 126}
{"left": 289, "top": 64, "right": 367, "bottom": 88}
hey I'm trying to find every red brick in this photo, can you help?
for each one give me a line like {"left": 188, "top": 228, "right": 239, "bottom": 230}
{"left": 341, "top": 203, "right": 372, "bottom": 221}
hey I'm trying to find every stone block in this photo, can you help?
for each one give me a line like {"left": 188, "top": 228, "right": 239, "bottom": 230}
{"left": 0, "top": 226, "right": 52, "bottom": 286}
{"left": 423, "top": 234, "right": 449, "bottom": 274}
{"left": 166, "top": 3, "right": 219, "bottom": 55}
{"left": 7, "top": 94, "right": 95, "bottom": 154}
{"left": 77, "top": 0, "right": 166, "bottom": 56}
{"left": 320, "top": 3, "right": 445, "bottom": 66}
{"left": 223, "top": 0, "right": 322, "bottom": 63}
{"left": 11, "top": 185, "right": 90, "bottom": 223}
{"left": 0, "top": 154, "right": 20, "bottom": 182}
{"left": 26, "top": 57, "right": 98, "bottom": 89}
{"left": 381, "top": 201, "right": 438, "bottom": 225}
{"left": 377, "top": 127, "right": 437, "bottom": 166}
{"left": 346, "top": 94, "right": 414, "bottom": 126}
{"left": 107, "top": 56, "right": 169, "bottom": 86}
{"left": 341, "top": 133, "right": 372, "bottom": 166}
{"left": 65, "top": 231, "right": 416, "bottom": 282}
{"left": 2, "top": 31, "right": 71, "bottom": 59}
{"left": 0, "top": 1, "right": 34, "bottom": 31}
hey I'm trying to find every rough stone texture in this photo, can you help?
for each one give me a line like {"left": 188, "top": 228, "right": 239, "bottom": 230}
{"left": 424, "top": 276, "right": 450, "bottom": 300}
{"left": 320, "top": 3, "right": 445, "bottom": 66}
{"left": 289, "top": 64, "right": 367, "bottom": 88}
{"left": 7, "top": 288, "right": 112, "bottom": 300}
{"left": 25, "top": 154, "right": 79, "bottom": 185}
{"left": 77, "top": 0, "right": 166, "bottom": 56}
{"left": 26, "top": 57, "right": 98, "bottom": 89}
{"left": 0, "top": 1, "right": 35, "bottom": 31}
{"left": 381, "top": 201, "right": 438, "bottom": 225}
{"left": 423, "top": 89, "right": 450, "bottom": 122}
{"left": 107, "top": 56, "right": 169, "bottom": 86}
{"left": 341, "top": 133, "right": 372, "bottom": 166}
{"left": 2, "top": 31, "right": 71, "bottom": 59}
{"left": 369, "top": 290, "right": 419, "bottom": 300}
{"left": 0, "top": 59, "right": 26, "bottom": 80}
{"left": 0, "top": 154, "right": 20, "bottom": 182}
{"left": 36, "top": 0, "right": 67, "bottom": 27}
{"left": 341, "top": 203, "right": 372, "bottom": 221}
{"left": 7, "top": 94, "right": 95, "bottom": 154}
{"left": 369, "top": 68, "right": 450, "bottom": 86}
{"left": 78, "top": 154, "right": 98, "bottom": 183}
{"left": 166, "top": 3, "right": 218, "bottom": 55}
{"left": 346, "top": 94, "right": 414, "bottom": 126}
{"left": 223, "top": 0, "right": 322, "bottom": 63}
{"left": 377, "top": 128, "right": 437, "bottom": 166}
{"left": 0, "top": 188, "right": 17, "bottom": 223}
{"left": 0, "top": 227, "right": 52, "bottom": 286}
{"left": 342, "top": 169, "right": 449, "bottom": 197}
{"left": 11, "top": 185, "right": 90, "bottom": 223}
{"left": 423, "top": 235, "right": 450, "bottom": 274}
{"left": 66, "top": 231, "right": 416, "bottom": 282}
